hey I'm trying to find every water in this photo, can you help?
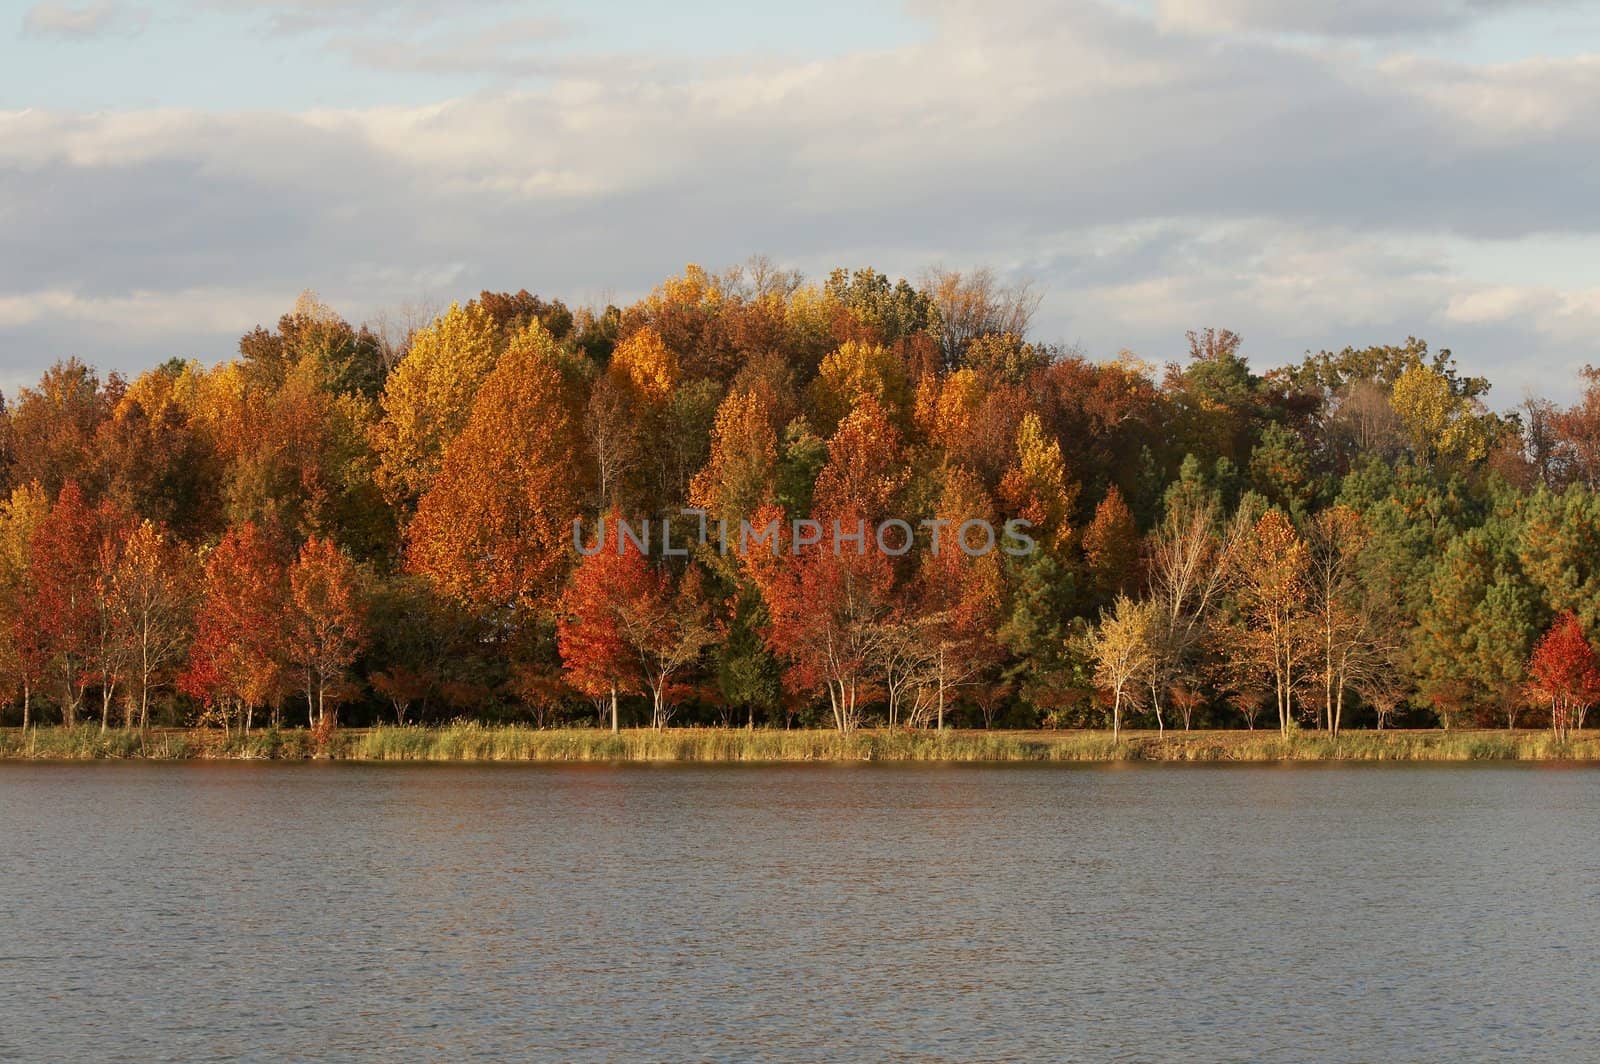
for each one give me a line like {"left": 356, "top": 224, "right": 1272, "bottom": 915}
{"left": 1, "top": 762, "right": 1597, "bottom": 1062}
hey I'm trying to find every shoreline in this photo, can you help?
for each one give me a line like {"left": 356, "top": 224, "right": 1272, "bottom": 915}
{"left": 1, "top": 725, "right": 1597, "bottom": 763}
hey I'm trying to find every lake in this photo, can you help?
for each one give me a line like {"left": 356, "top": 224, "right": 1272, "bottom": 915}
{"left": 1, "top": 762, "right": 1596, "bottom": 1061}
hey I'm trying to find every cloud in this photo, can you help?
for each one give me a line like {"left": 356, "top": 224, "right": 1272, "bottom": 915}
{"left": 21, "top": 0, "right": 147, "bottom": 38}
{"left": 328, "top": 16, "right": 570, "bottom": 77}
{"left": 3, "top": 0, "right": 1598, "bottom": 400}
{"left": 1155, "top": 0, "right": 1567, "bottom": 38}
{"left": 194, "top": 0, "right": 505, "bottom": 36}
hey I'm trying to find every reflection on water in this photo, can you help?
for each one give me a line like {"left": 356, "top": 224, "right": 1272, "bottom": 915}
{"left": 2, "top": 762, "right": 1597, "bottom": 1061}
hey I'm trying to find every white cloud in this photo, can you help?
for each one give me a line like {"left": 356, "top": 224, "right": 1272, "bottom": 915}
{"left": 21, "top": 0, "right": 147, "bottom": 38}
{"left": 3, "top": 0, "right": 1599, "bottom": 399}
{"left": 1155, "top": 0, "right": 1568, "bottom": 38}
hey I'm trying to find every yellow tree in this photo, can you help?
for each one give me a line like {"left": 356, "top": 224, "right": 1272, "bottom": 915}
{"left": 407, "top": 322, "right": 589, "bottom": 622}
{"left": 1231, "top": 509, "right": 1312, "bottom": 736}
{"left": 689, "top": 387, "right": 780, "bottom": 528}
{"left": 107, "top": 520, "right": 199, "bottom": 729}
{"left": 915, "top": 367, "right": 983, "bottom": 464}
{"left": 811, "top": 396, "right": 909, "bottom": 525}
{"left": 811, "top": 340, "right": 911, "bottom": 432}
{"left": 0, "top": 484, "right": 50, "bottom": 726}
{"left": 587, "top": 325, "right": 683, "bottom": 511}
{"left": 609, "top": 326, "right": 679, "bottom": 403}
{"left": 999, "top": 412, "right": 1078, "bottom": 556}
{"left": 372, "top": 301, "right": 502, "bottom": 507}
{"left": 1391, "top": 362, "right": 1496, "bottom": 467}
{"left": 1088, "top": 594, "right": 1159, "bottom": 739}
{"left": 626, "top": 264, "right": 727, "bottom": 378}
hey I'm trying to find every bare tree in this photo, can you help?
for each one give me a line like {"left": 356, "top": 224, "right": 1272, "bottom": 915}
{"left": 1145, "top": 496, "right": 1251, "bottom": 734}
{"left": 584, "top": 375, "right": 639, "bottom": 510}
{"left": 367, "top": 297, "right": 444, "bottom": 372}
{"left": 720, "top": 255, "right": 804, "bottom": 301}
{"left": 1328, "top": 379, "right": 1407, "bottom": 465}
{"left": 922, "top": 267, "right": 1043, "bottom": 367}
{"left": 879, "top": 616, "right": 938, "bottom": 727}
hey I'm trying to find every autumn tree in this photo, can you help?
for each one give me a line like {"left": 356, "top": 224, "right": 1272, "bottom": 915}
{"left": 1082, "top": 485, "right": 1140, "bottom": 606}
{"left": 106, "top": 520, "right": 198, "bottom": 728}
{"left": 9, "top": 360, "right": 116, "bottom": 498}
{"left": 237, "top": 291, "right": 386, "bottom": 400}
{"left": 1527, "top": 611, "right": 1600, "bottom": 741}
{"left": 1088, "top": 594, "right": 1157, "bottom": 739}
{"left": 0, "top": 484, "right": 49, "bottom": 725}
{"left": 407, "top": 322, "right": 588, "bottom": 623}
{"left": 999, "top": 413, "right": 1077, "bottom": 557}
{"left": 811, "top": 340, "right": 911, "bottom": 432}
{"left": 1391, "top": 361, "right": 1499, "bottom": 468}
{"left": 1145, "top": 494, "right": 1250, "bottom": 732}
{"left": 1550, "top": 365, "right": 1600, "bottom": 488}
{"left": 617, "top": 564, "right": 718, "bottom": 730}
{"left": 810, "top": 395, "right": 909, "bottom": 524}
{"left": 1304, "top": 505, "right": 1391, "bottom": 736}
{"left": 181, "top": 523, "right": 288, "bottom": 733}
{"left": 1227, "top": 509, "right": 1312, "bottom": 737}
{"left": 286, "top": 536, "right": 368, "bottom": 729}
{"left": 746, "top": 504, "right": 896, "bottom": 734}
{"left": 372, "top": 301, "right": 502, "bottom": 508}
{"left": 557, "top": 516, "right": 649, "bottom": 732}
{"left": 95, "top": 361, "right": 224, "bottom": 542}
{"left": 923, "top": 267, "right": 1040, "bottom": 367}
{"left": 689, "top": 387, "right": 781, "bottom": 530}
{"left": 558, "top": 514, "right": 716, "bottom": 730}
{"left": 22, "top": 482, "right": 104, "bottom": 725}
{"left": 915, "top": 467, "right": 1005, "bottom": 729}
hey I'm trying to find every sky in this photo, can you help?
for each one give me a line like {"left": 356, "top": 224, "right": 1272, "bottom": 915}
{"left": 2, "top": 0, "right": 1598, "bottom": 403}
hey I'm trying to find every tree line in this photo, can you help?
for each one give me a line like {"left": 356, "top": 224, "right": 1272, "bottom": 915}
{"left": 3, "top": 261, "right": 1599, "bottom": 735}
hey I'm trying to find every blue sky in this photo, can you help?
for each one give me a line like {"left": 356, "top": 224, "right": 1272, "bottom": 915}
{"left": 3, "top": 0, "right": 1598, "bottom": 402}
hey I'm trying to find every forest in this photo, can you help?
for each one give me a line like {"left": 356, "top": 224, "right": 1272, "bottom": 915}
{"left": 3, "top": 260, "right": 1600, "bottom": 738}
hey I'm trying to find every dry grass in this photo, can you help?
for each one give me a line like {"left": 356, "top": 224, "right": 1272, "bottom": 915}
{"left": 2, "top": 725, "right": 1597, "bottom": 762}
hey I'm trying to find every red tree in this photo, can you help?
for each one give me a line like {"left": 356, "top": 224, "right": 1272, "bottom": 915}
{"left": 1527, "top": 610, "right": 1600, "bottom": 741}
{"left": 557, "top": 515, "right": 647, "bottom": 733}
{"left": 180, "top": 523, "right": 288, "bottom": 733}
{"left": 558, "top": 512, "right": 717, "bottom": 731}
{"left": 21, "top": 482, "right": 101, "bottom": 725}
{"left": 914, "top": 468, "right": 1005, "bottom": 729}
{"left": 746, "top": 503, "right": 896, "bottom": 733}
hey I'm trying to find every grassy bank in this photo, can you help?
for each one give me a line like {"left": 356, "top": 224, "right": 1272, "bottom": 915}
{"left": 2, "top": 724, "right": 1598, "bottom": 762}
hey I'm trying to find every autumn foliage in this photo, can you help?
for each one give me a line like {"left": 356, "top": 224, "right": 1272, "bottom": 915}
{"left": 1527, "top": 611, "right": 1600, "bottom": 741}
{"left": 0, "top": 266, "right": 1594, "bottom": 735}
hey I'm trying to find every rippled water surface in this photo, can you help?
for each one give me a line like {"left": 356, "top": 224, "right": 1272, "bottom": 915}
{"left": 2, "top": 762, "right": 1598, "bottom": 1061}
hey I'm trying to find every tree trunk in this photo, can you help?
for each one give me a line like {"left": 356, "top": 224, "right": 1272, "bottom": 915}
{"left": 610, "top": 684, "right": 619, "bottom": 734}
